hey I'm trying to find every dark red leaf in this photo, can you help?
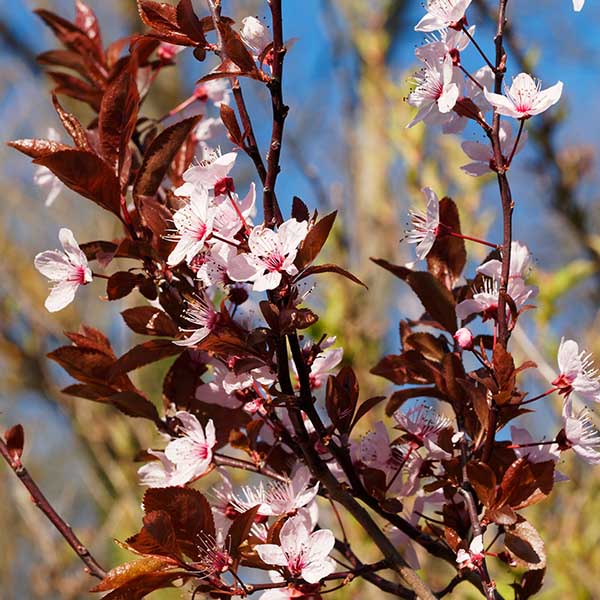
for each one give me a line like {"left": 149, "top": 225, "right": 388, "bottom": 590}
{"left": 295, "top": 211, "right": 337, "bottom": 269}
{"left": 51, "top": 94, "right": 92, "bottom": 151}
{"left": 7, "top": 138, "right": 71, "bottom": 160}
{"left": 176, "top": 0, "right": 206, "bottom": 44}
{"left": 292, "top": 196, "right": 310, "bottom": 222}
{"left": 350, "top": 396, "right": 386, "bottom": 431}
{"left": 108, "top": 391, "right": 160, "bottom": 422}
{"left": 109, "top": 339, "right": 183, "bottom": 380}
{"left": 227, "top": 506, "right": 260, "bottom": 558}
{"left": 134, "top": 116, "right": 201, "bottom": 198}
{"left": 99, "top": 60, "right": 140, "bottom": 174}
{"left": 107, "top": 271, "right": 144, "bottom": 301}
{"left": 296, "top": 263, "right": 367, "bottom": 288}
{"left": 126, "top": 510, "right": 181, "bottom": 559}
{"left": 220, "top": 104, "right": 243, "bottom": 146}
{"left": 143, "top": 487, "right": 215, "bottom": 560}
{"left": 466, "top": 461, "right": 497, "bottom": 507}
{"left": 427, "top": 197, "right": 466, "bottom": 289}
{"left": 33, "top": 150, "right": 121, "bottom": 215}
{"left": 121, "top": 307, "right": 178, "bottom": 337}
{"left": 371, "top": 259, "right": 457, "bottom": 333}
{"left": 74, "top": 0, "right": 103, "bottom": 52}
{"left": 90, "top": 556, "right": 177, "bottom": 593}
{"left": 162, "top": 351, "right": 208, "bottom": 411}
{"left": 217, "top": 21, "right": 257, "bottom": 73}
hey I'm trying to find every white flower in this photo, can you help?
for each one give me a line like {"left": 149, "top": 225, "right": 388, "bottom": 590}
{"left": 240, "top": 16, "right": 271, "bottom": 57}
{"left": 34, "top": 228, "right": 92, "bottom": 312}
{"left": 461, "top": 122, "right": 527, "bottom": 176}
{"left": 407, "top": 57, "right": 461, "bottom": 128}
{"left": 212, "top": 182, "right": 256, "bottom": 240}
{"left": 228, "top": 218, "right": 309, "bottom": 292}
{"left": 164, "top": 412, "right": 216, "bottom": 484}
{"left": 562, "top": 399, "right": 600, "bottom": 464}
{"left": 510, "top": 426, "right": 561, "bottom": 464}
{"left": 456, "top": 535, "right": 485, "bottom": 570}
{"left": 393, "top": 404, "right": 452, "bottom": 460}
{"left": 261, "top": 467, "right": 319, "bottom": 516}
{"left": 256, "top": 515, "right": 335, "bottom": 584}
{"left": 573, "top": 0, "right": 585, "bottom": 11}
{"left": 194, "top": 78, "right": 231, "bottom": 107}
{"left": 197, "top": 243, "right": 238, "bottom": 288}
{"left": 415, "top": 0, "right": 472, "bottom": 33}
{"left": 137, "top": 450, "right": 181, "bottom": 488}
{"left": 33, "top": 128, "right": 63, "bottom": 206}
{"left": 476, "top": 240, "right": 533, "bottom": 281}
{"left": 181, "top": 151, "right": 237, "bottom": 195}
{"left": 407, "top": 187, "right": 440, "bottom": 259}
{"left": 553, "top": 338, "right": 600, "bottom": 403}
{"left": 415, "top": 26, "right": 474, "bottom": 64}
{"left": 483, "top": 73, "right": 563, "bottom": 120}
{"left": 308, "top": 346, "right": 344, "bottom": 389}
{"left": 175, "top": 292, "right": 220, "bottom": 347}
{"left": 456, "top": 276, "right": 536, "bottom": 322}
{"left": 166, "top": 187, "right": 215, "bottom": 266}
{"left": 195, "top": 117, "right": 225, "bottom": 142}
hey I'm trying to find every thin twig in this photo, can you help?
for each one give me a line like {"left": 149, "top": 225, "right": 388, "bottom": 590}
{"left": 0, "top": 435, "right": 106, "bottom": 580}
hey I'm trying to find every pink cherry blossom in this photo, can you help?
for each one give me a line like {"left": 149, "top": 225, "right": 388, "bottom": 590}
{"left": 174, "top": 292, "right": 220, "bottom": 347}
{"left": 212, "top": 182, "right": 256, "bottom": 240}
{"left": 415, "top": 26, "right": 474, "bottom": 64}
{"left": 562, "top": 399, "right": 600, "bottom": 464}
{"left": 407, "top": 57, "right": 461, "bottom": 128}
{"left": 393, "top": 404, "right": 452, "bottom": 460}
{"left": 240, "top": 16, "right": 271, "bottom": 57}
{"left": 553, "top": 338, "right": 600, "bottom": 403}
{"left": 456, "top": 535, "right": 485, "bottom": 570}
{"left": 34, "top": 228, "right": 92, "bottom": 312}
{"left": 157, "top": 42, "right": 184, "bottom": 61}
{"left": 454, "top": 327, "right": 474, "bottom": 350}
{"left": 181, "top": 151, "right": 237, "bottom": 195}
{"left": 164, "top": 411, "right": 216, "bottom": 484}
{"left": 261, "top": 466, "right": 319, "bottom": 516}
{"left": 460, "top": 122, "right": 527, "bottom": 176}
{"left": 308, "top": 345, "right": 344, "bottom": 389}
{"left": 228, "top": 218, "right": 309, "bottom": 292}
{"left": 33, "top": 128, "right": 63, "bottom": 206}
{"left": 455, "top": 276, "right": 536, "bottom": 322}
{"left": 166, "top": 187, "right": 215, "bottom": 266}
{"left": 476, "top": 240, "right": 533, "bottom": 281}
{"left": 415, "top": 0, "right": 472, "bottom": 33}
{"left": 483, "top": 73, "right": 563, "bottom": 120}
{"left": 510, "top": 426, "right": 561, "bottom": 465}
{"left": 256, "top": 515, "right": 335, "bottom": 584}
{"left": 137, "top": 450, "right": 181, "bottom": 488}
{"left": 406, "top": 187, "right": 440, "bottom": 259}
{"left": 194, "top": 78, "right": 231, "bottom": 107}
{"left": 196, "top": 243, "right": 238, "bottom": 288}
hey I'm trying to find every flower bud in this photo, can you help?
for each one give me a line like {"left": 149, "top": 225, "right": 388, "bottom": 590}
{"left": 454, "top": 327, "right": 474, "bottom": 350}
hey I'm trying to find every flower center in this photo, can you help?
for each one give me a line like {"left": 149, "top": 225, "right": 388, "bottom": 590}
{"left": 263, "top": 253, "right": 286, "bottom": 272}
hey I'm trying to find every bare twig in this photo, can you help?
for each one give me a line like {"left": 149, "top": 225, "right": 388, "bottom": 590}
{"left": 0, "top": 435, "right": 106, "bottom": 580}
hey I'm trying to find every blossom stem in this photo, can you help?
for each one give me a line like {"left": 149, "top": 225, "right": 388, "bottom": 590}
{"left": 226, "top": 191, "right": 251, "bottom": 234}
{"left": 447, "top": 230, "right": 499, "bottom": 249}
{"left": 505, "top": 118, "right": 525, "bottom": 168}
{"left": 462, "top": 24, "right": 496, "bottom": 72}
{"left": 507, "top": 440, "right": 557, "bottom": 449}
{"left": 520, "top": 387, "right": 558, "bottom": 406}
{"left": 459, "top": 64, "right": 484, "bottom": 91}
{"left": 211, "top": 232, "right": 240, "bottom": 247}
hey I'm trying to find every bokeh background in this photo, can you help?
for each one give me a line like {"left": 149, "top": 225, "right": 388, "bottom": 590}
{"left": 2, "top": 0, "right": 600, "bottom": 598}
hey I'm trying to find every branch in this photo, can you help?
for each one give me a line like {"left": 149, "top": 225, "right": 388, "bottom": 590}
{"left": 276, "top": 337, "right": 438, "bottom": 599}
{"left": 263, "top": 0, "right": 286, "bottom": 227}
{"left": 0, "top": 433, "right": 106, "bottom": 580}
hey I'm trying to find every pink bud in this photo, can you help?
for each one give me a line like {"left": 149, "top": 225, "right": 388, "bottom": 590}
{"left": 454, "top": 327, "right": 474, "bottom": 350}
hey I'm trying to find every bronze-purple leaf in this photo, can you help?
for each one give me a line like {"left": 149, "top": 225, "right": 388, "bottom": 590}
{"left": 33, "top": 150, "right": 121, "bottom": 215}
